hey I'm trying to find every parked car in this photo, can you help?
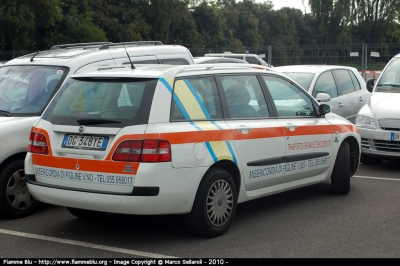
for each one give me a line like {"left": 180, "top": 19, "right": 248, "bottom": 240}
{"left": 0, "top": 41, "right": 195, "bottom": 218}
{"left": 273, "top": 65, "right": 371, "bottom": 124}
{"left": 25, "top": 63, "right": 360, "bottom": 237}
{"left": 204, "top": 52, "right": 271, "bottom": 66}
{"left": 356, "top": 54, "right": 400, "bottom": 164}
{"left": 194, "top": 56, "right": 248, "bottom": 64}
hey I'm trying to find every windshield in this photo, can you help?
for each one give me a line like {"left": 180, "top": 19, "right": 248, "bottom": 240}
{"left": 281, "top": 72, "right": 315, "bottom": 90}
{"left": 377, "top": 57, "right": 400, "bottom": 91}
{"left": 0, "top": 65, "right": 68, "bottom": 116}
{"left": 42, "top": 77, "right": 158, "bottom": 128}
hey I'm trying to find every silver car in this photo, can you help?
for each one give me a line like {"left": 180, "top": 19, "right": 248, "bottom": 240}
{"left": 274, "top": 65, "right": 371, "bottom": 124}
{"left": 357, "top": 54, "right": 400, "bottom": 164}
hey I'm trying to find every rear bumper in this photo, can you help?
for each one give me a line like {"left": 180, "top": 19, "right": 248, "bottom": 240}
{"left": 25, "top": 153, "right": 207, "bottom": 215}
{"left": 27, "top": 181, "right": 194, "bottom": 215}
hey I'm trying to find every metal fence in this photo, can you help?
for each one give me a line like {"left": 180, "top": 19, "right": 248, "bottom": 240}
{"left": 2, "top": 43, "right": 400, "bottom": 71}
{"left": 189, "top": 43, "right": 400, "bottom": 71}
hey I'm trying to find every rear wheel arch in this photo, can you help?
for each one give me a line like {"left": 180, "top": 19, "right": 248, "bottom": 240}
{"left": 209, "top": 160, "right": 241, "bottom": 193}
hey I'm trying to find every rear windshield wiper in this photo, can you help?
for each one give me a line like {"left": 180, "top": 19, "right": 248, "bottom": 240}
{"left": 77, "top": 118, "right": 121, "bottom": 126}
{"left": 0, "top": 109, "right": 11, "bottom": 117}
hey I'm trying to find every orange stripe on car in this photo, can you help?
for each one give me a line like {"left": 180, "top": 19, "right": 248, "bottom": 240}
{"left": 32, "top": 154, "right": 139, "bottom": 174}
{"left": 285, "top": 125, "right": 333, "bottom": 136}
{"left": 332, "top": 124, "right": 358, "bottom": 134}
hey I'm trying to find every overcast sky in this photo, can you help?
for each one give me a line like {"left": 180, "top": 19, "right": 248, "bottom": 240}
{"left": 253, "top": 0, "right": 310, "bottom": 13}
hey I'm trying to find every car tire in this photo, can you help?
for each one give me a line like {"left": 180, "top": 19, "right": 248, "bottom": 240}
{"left": 360, "top": 154, "right": 383, "bottom": 165}
{"left": 67, "top": 207, "right": 106, "bottom": 219}
{"left": 0, "top": 159, "right": 40, "bottom": 218}
{"left": 185, "top": 167, "right": 237, "bottom": 238}
{"left": 331, "top": 141, "right": 351, "bottom": 195}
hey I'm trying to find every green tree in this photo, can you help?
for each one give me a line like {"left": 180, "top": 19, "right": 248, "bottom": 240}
{"left": 349, "top": 0, "right": 400, "bottom": 43}
{"left": 191, "top": 1, "right": 233, "bottom": 49}
{"left": 139, "top": 0, "right": 191, "bottom": 44}
{"left": 235, "top": 0, "right": 263, "bottom": 48}
{"left": 309, "top": 0, "right": 351, "bottom": 63}
{"left": 87, "top": 0, "right": 150, "bottom": 42}
{"left": 172, "top": 12, "right": 203, "bottom": 49}
{"left": 0, "top": 0, "right": 62, "bottom": 53}
{"left": 59, "top": 5, "right": 108, "bottom": 44}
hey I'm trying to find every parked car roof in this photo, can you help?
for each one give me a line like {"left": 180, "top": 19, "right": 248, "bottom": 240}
{"left": 193, "top": 57, "right": 248, "bottom": 64}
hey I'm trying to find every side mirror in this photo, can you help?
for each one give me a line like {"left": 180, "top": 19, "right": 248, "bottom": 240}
{"left": 319, "top": 104, "right": 330, "bottom": 116}
{"left": 366, "top": 79, "right": 375, "bottom": 92}
{"left": 315, "top": 92, "right": 331, "bottom": 103}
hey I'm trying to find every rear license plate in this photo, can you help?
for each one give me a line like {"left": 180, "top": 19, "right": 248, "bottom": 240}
{"left": 62, "top": 135, "right": 108, "bottom": 150}
{"left": 390, "top": 132, "right": 400, "bottom": 141}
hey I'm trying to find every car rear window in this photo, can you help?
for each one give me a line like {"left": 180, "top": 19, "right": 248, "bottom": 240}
{"left": 42, "top": 78, "right": 157, "bottom": 128}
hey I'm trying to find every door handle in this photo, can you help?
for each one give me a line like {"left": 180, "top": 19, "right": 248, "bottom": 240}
{"left": 359, "top": 97, "right": 364, "bottom": 102}
{"left": 286, "top": 123, "right": 298, "bottom": 131}
{"left": 338, "top": 102, "right": 344, "bottom": 107}
{"left": 236, "top": 125, "right": 252, "bottom": 134}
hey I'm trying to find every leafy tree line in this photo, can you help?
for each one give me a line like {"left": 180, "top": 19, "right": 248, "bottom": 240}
{"left": 0, "top": 0, "right": 399, "bottom": 55}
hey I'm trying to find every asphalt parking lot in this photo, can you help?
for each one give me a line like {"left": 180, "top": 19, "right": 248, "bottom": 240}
{"left": 1, "top": 160, "right": 399, "bottom": 259}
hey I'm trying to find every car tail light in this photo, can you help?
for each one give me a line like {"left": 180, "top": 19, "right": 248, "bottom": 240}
{"left": 141, "top": 140, "right": 171, "bottom": 162}
{"left": 28, "top": 132, "right": 49, "bottom": 155}
{"left": 112, "top": 140, "right": 142, "bottom": 162}
{"left": 112, "top": 139, "right": 171, "bottom": 162}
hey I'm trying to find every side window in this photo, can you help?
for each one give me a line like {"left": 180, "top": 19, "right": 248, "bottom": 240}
{"left": 219, "top": 75, "right": 270, "bottom": 118}
{"left": 170, "top": 76, "right": 222, "bottom": 121}
{"left": 262, "top": 75, "right": 315, "bottom": 117}
{"left": 349, "top": 71, "right": 361, "bottom": 91}
{"left": 334, "top": 70, "right": 355, "bottom": 95}
{"left": 313, "top": 71, "right": 339, "bottom": 98}
{"left": 159, "top": 58, "right": 189, "bottom": 65}
{"left": 245, "top": 57, "right": 260, "bottom": 65}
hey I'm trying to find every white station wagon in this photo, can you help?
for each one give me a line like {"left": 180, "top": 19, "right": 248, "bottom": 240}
{"left": 0, "top": 41, "right": 194, "bottom": 218}
{"left": 25, "top": 64, "right": 361, "bottom": 237}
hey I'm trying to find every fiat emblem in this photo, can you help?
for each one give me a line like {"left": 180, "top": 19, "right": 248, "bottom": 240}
{"left": 79, "top": 125, "right": 85, "bottom": 134}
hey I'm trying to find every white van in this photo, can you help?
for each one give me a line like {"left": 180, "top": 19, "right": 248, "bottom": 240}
{"left": 0, "top": 41, "right": 194, "bottom": 218}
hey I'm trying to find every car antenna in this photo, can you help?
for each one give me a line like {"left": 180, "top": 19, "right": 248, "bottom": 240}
{"left": 30, "top": 50, "right": 40, "bottom": 62}
{"left": 118, "top": 33, "right": 135, "bottom": 69}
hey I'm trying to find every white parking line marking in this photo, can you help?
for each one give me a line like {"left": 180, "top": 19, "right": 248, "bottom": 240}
{"left": 353, "top": 175, "right": 400, "bottom": 181}
{"left": 0, "top": 229, "right": 177, "bottom": 258}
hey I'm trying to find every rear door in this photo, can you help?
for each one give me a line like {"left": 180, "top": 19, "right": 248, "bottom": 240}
{"left": 332, "top": 69, "right": 366, "bottom": 123}
{"left": 218, "top": 74, "right": 286, "bottom": 190}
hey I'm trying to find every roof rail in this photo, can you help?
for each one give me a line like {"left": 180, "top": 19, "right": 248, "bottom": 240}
{"left": 159, "top": 63, "right": 271, "bottom": 78}
{"left": 50, "top": 41, "right": 163, "bottom": 51}
{"left": 99, "top": 41, "right": 163, "bottom": 50}
{"left": 50, "top": 42, "right": 113, "bottom": 50}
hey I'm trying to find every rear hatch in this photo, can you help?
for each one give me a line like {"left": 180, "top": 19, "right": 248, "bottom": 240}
{"left": 31, "top": 77, "right": 158, "bottom": 194}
